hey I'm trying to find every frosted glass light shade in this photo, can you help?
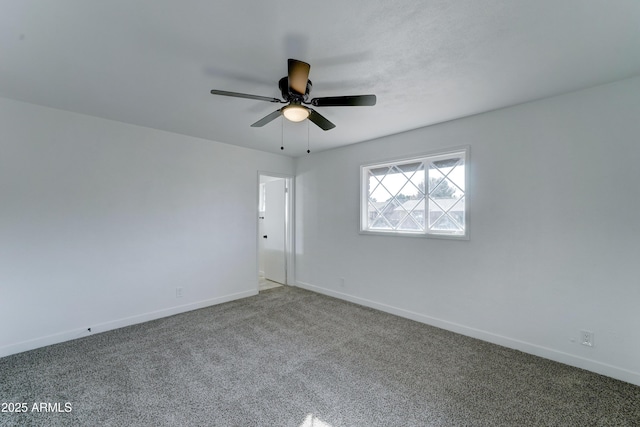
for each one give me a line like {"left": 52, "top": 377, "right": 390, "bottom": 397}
{"left": 283, "top": 105, "right": 310, "bottom": 122}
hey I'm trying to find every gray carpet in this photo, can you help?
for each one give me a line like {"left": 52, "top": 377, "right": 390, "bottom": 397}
{"left": 1, "top": 286, "right": 639, "bottom": 427}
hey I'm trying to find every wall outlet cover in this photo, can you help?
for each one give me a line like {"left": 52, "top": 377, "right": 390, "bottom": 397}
{"left": 580, "top": 330, "right": 594, "bottom": 347}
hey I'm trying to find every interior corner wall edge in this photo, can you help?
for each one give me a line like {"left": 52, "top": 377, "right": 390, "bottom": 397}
{"left": 293, "top": 75, "right": 640, "bottom": 386}
{"left": 0, "top": 97, "right": 294, "bottom": 357}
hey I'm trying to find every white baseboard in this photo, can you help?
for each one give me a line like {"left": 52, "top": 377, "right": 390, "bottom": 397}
{"left": 0, "top": 289, "right": 257, "bottom": 358}
{"left": 295, "top": 281, "right": 640, "bottom": 387}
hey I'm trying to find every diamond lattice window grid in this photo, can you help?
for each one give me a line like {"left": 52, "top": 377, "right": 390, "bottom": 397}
{"left": 361, "top": 148, "right": 468, "bottom": 239}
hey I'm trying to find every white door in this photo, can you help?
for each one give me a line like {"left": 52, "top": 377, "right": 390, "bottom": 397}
{"left": 263, "top": 179, "right": 286, "bottom": 284}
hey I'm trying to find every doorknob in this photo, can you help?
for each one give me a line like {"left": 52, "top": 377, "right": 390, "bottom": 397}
{"left": 263, "top": 235, "right": 268, "bottom": 239}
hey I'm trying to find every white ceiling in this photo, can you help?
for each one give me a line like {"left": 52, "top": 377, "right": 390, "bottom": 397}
{"left": 2, "top": 1, "right": 640, "bottom": 157}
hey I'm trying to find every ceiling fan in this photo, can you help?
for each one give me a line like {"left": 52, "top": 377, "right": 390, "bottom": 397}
{"left": 210, "top": 59, "right": 376, "bottom": 131}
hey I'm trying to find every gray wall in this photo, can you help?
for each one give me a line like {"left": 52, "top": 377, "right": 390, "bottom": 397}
{"left": 295, "top": 76, "right": 640, "bottom": 386}
{"left": 2, "top": 75, "right": 639, "bottom": 386}
{"left": 0, "top": 97, "right": 294, "bottom": 356}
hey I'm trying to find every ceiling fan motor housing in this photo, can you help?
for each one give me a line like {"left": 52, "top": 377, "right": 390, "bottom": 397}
{"left": 279, "top": 77, "right": 312, "bottom": 102}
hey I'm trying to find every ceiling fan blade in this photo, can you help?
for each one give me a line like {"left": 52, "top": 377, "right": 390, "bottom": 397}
{"left": 308, "top": 108, "right": 336, "bottom": 131}
{"left": 311, "top": 94, "right": 376, "bottom": 107}
{"left": 288, "top": 59, "right": 310, "bottom": 95}
{"left": 210, "top": 89, "right": 282, "bottom": 103}
{"left": 251, "top": 109, "right": 283, "bottom": 127}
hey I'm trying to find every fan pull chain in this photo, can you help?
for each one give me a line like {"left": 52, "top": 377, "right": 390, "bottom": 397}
{"left": 280, "top": 116, "right": 284, "bottom": 151}
{"left": 307, "top": 120, "right": 311, "bottom": 154}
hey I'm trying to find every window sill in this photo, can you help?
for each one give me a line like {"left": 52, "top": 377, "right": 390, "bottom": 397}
{"left": 359, "top": 229, "right": 469, "bottom": 240}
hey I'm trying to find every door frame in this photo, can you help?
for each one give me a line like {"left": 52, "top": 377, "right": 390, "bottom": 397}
{"left": 257, "top": 172, "right": 295, "bottom": 288}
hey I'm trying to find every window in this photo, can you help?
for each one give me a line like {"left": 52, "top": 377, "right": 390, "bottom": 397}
{"left": 360, "top": 147, "right": 468, "bottom": 239}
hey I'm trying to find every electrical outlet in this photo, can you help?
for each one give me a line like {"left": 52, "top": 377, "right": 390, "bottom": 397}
{"left": 580, "top": 330, "right": 594, "bottom": 347}
{"left": 176, "top": 287, "right": 183, "bottom": 298}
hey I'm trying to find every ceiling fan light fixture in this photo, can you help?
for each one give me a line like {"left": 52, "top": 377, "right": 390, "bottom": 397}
{"left": 211, "top": 58, "right": 375, "bottom": 131}
{"left": 282, "top": 104, "right": 310, "bottom": 122}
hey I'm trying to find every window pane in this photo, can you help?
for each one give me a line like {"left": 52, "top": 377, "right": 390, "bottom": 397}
{"left": 401, "top": 163, "right": 425, "bottom": 200}
{"left": 430, "top": 213, "right": 463, "bottom": 231}
{"left": 366, "top": 161, "right": 427, "bottom": 231}
{"left": 395, "top": 161, "right": 422, "bottom": 174}
{"left": 370, "top": 200, "right": 397, "bottom": 229}
{"left": 367, "top": 168, "right": 387, "bottom": 201}
{"left": 396, "top": 198, "right": 425, "bottom": 231}
{"left": 397, "top": 215, "right": 422, "bottom": 230}
{"left": 369, "top": 166, "right": 391, "bottom": 177}
{"left": 428, "top": 159, "right": 464, "bottom": 199}
{"left": 450, "top": 196, "right": 465, "bottom": 230}
{"left": 379, "top": 166, "right": 407, "bottom": 196}
{"left": 369, "top": 175, "right": 393, "bottom": 205}
{"left": 447, "top": 158, "right": 465, "bottom": 192}
{"left": 432, "top": 158, "right": 460, "bottom": 169}
{"left": 427, "top": 155, "right": 465, "bottom": 235}
{"left": 362, "top": 149, "right": 467, "bottom": 237}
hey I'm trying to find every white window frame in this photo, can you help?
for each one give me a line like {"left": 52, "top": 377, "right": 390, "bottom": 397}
{"left": 360, "top": 146, "right": 469, "bottom": 240}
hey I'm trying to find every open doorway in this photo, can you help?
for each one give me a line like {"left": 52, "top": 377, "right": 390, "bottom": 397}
{"left": 258, "top": 173, "right": 294, "bottom": 291}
